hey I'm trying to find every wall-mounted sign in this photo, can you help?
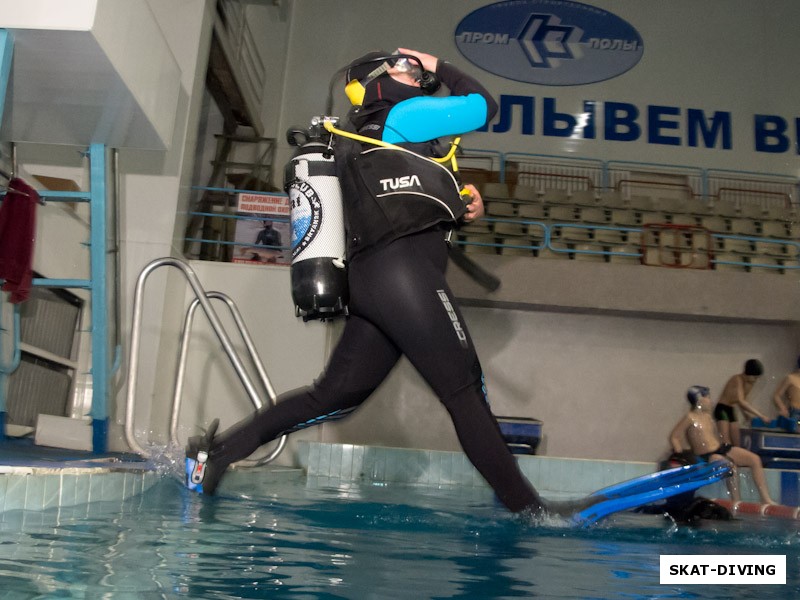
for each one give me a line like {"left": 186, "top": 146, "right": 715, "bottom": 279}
{"left": 455, "top": 0, "right": 644, "bottom": 86}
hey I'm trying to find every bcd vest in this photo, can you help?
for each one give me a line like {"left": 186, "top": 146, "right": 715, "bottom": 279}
{"left": 334, "top": 134, "right": 467, "bottom": 258}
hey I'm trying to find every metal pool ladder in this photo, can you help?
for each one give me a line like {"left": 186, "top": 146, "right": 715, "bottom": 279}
{"left": 124, "top": 257, "right": 285, "bottom": 465}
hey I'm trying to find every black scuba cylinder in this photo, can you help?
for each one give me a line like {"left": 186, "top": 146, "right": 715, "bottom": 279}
{"left": 284, "top": 120, "right": 348, "bottom": 321}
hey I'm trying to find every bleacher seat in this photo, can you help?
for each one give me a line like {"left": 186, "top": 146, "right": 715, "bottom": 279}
{"left": 526, "top": 224, "right": 547, "bottom": 245}
{"left": 761, "top": 220, "right": 790, "bottom": 238}
{"left": 639, "top": 211, "right": 667, "bottom": 225}
{"left": 766, "top": 205, "right": 796, "bottom": 222}
{"left": 700, "top": 215, "right": 727, "bottom": 232}
{"left": 571, "top": 189, "right": 599, "bottom": 206}
{"left": 722, "top": 237, "right": 754, "bottom": 254}
{"left": 548, "top": 205, "right": 579, "bottom": 222}
{"left": 518, "top": 203, "right": 546, "bottom": 220}
{"left": 657, "top": 197, "right": 689, "bottom": 214}
{"left": 610, "top": 209, "right": 638, "bottom": 227}
{"left": 460, "top": 220, "right": 492, "bottom": 235}
{"left": 598, "top": 190, "right": 626, "bottom": 209}
{"left": 687, "top": 200, "right": 715, "bottom": 215}
{"left": 536, "top": 247, "right": 570, "bottom": 260}
{"left": 748, "top": 255, "right": 785, "bottom": 274}
{"left": 729, "top": 218, "right": 758, "bottom": 236}
{"left": 670, "top": 214, "right": 699, "bottom": 227}
{"left": 712, "top": 252, "right": 749, "bottom": 271}
{"left": 486, "top": 201, "right": 516, "bottom": 217}
{"left": 594, "top": 228, "right": 626, "bottom": 245}
{"left": 461, "top": 234, "right": 498, "bottom": 254}
{"left": 553, "top": 224, "right": 593, "bottom": 241}
{"left": 608, "top": 244, "right": 641, "bottom": 264}
{"left": 572, "top": 243, "right": 606, "bottom": 261}
{"left": 494, "top": 221, "right": 526, "bottom": 237}
{"left": 481, "top": 182, "right": 511, "bottom": 199}
{"left": 754, "top": 239, "right": 791, "bottom": 257}
{"left": 501, "top": 245, "right": 535, "bottom": 257}
{"left": 713, "top": 200, "right": 739, "bottom": 218}
{"left": 511, "top": 184, "right": 538, "bottom": 202}
{"left": 579, "top": 206, "right": 607, "bottom": 224}
{"left": 629, "top": 195, "right": 656, "bottom": 211}
{"left": 738, "top": 203, "right": 766, "bottom": 219}
{"left": 541, "top": 189, "right": 570, "bottom": 205}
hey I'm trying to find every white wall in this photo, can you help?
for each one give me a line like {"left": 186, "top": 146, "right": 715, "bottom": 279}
{"left": 136, "top": 0, "right": 800, "bottom": 463}
{"left": 273, "top": 0, "right": 800, "bottom": 176}
{"left": 168, "top": 257, "right": 799, "bottom": 464}
{"left": 6, "top": 0, "right": 218, "bottom": 448}
{"left": 7, "top": 0, "right": 799, "bottom": 466}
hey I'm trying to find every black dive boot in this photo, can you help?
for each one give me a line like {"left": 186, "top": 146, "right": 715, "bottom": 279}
{"left": 185, "top": 419, "right": 223, "bottom": 495}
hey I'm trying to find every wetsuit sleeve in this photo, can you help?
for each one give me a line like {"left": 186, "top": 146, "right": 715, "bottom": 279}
{"left": 382, "top": 61, "right": 497, "bottom": 144}
{"left": 435, "top": 60, "right": 498, "bottom": 122}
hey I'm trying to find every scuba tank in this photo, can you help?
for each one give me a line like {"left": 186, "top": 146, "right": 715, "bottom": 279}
{"left": 284, "top": 117, "right": 348, "bottom": 321}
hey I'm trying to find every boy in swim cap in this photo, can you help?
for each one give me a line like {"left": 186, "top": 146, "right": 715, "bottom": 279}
{"left": 669, "top": 385, "right": 775, "bottom": 504}
{"left": 714, "top": 359, "right": 769, "bottom": 447}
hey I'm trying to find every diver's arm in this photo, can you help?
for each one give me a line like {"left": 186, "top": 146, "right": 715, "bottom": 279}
{"left": 382, "top": 55, "right": 497, "bottom": 143}
{"left": 396, "top": 47, "right": 498, "bottom": 120}
{"left": 434, "top": 60, "right": 498, "bottom": 121}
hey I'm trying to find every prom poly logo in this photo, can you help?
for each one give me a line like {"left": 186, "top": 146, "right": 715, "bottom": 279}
{"left": 455, "top": 0, "right": 644, "bottom": 85}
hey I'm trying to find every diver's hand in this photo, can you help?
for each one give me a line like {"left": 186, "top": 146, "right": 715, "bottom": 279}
{"left": 462, "top": 184, "right": 484, "bottom": 222}
{"left": 396, "top": 48, "right": 439, "bottom": 73}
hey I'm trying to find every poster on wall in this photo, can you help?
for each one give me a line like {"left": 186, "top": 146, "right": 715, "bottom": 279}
{"left": 232, "top": 193, "right": 291, "bottom": 266}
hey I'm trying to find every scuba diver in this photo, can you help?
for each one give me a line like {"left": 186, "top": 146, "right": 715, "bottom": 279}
{"left": 186, "top": 49, "right": 730, "bottom": 524}
{"left": 188, "top": 47, "right": 547, "bottom": 514}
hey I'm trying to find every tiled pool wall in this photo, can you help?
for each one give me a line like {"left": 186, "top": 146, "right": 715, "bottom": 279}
{"left": 296, "top": 441, "right": 789, "bottom": 505}
{"left": 0, "top": 441, "right": 795, "bottom": 512}
{"left": 0, "top": 467, "right": 160, "bottom": 513}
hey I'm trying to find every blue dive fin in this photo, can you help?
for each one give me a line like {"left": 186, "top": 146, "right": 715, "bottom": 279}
{"left": 570, "top": 460, "right": 731, "bottom": 527}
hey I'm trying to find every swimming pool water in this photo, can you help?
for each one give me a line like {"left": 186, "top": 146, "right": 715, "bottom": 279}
{"left": 0, "top": 467, "right": 798, "bottom": 599}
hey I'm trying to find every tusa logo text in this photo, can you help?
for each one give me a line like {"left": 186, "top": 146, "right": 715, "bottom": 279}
{"left": 379, "top": 175, "right": 421, "bottom": 192}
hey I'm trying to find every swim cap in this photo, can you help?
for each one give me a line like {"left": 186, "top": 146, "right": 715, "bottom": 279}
{"left": 744, "top": 359, "right": 764, "bottom": 377}
{"left": 686, "top": 385, "right": 710, "bottom": 405}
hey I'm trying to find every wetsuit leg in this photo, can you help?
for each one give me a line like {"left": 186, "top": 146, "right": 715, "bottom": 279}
{"left": 348, "top": 230, "right": 542, "bottom": 513}
{"left": 206, "top": 314, "right": 401, "bottom": 472}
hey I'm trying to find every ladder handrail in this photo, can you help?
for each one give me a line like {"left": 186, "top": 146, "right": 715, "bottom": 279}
{"left": 171, "top": 290, "right": 286, "bottom": 466}
{"left": 124, "top": 257, "right": 283, "bottom": 464}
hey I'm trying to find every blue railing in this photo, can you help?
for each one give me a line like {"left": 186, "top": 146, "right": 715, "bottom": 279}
{"left": 456, "top": 218, "right": 799, "bottom": 272}
{"left": 186, "top": 188, "right": 798, "bottom": 273}
{"left": 463, "top": 148, "right": 800, "bottom": 208}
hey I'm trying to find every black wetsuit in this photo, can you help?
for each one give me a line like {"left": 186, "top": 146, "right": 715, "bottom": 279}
{"left": 202, "top": 60, "right": 543, "bottom": 513}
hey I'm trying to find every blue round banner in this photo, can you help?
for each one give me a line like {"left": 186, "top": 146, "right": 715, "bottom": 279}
{"left": 455, "top": 0, "right": 644, "bottom": 85}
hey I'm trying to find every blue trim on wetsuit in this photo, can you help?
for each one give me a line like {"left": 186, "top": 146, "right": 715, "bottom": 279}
{"left": 382, "top": 94, "right": 489, "bottom": 144}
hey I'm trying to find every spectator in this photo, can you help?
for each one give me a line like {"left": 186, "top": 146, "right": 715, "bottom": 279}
{"left": 714, "top": 359, "right": 769, "bottom": 447}
{"left": 669, "top": 385, "right": 775, "bottom": 505}
{"left": 772, "top": 355, "right": 800, "bottom": 419}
